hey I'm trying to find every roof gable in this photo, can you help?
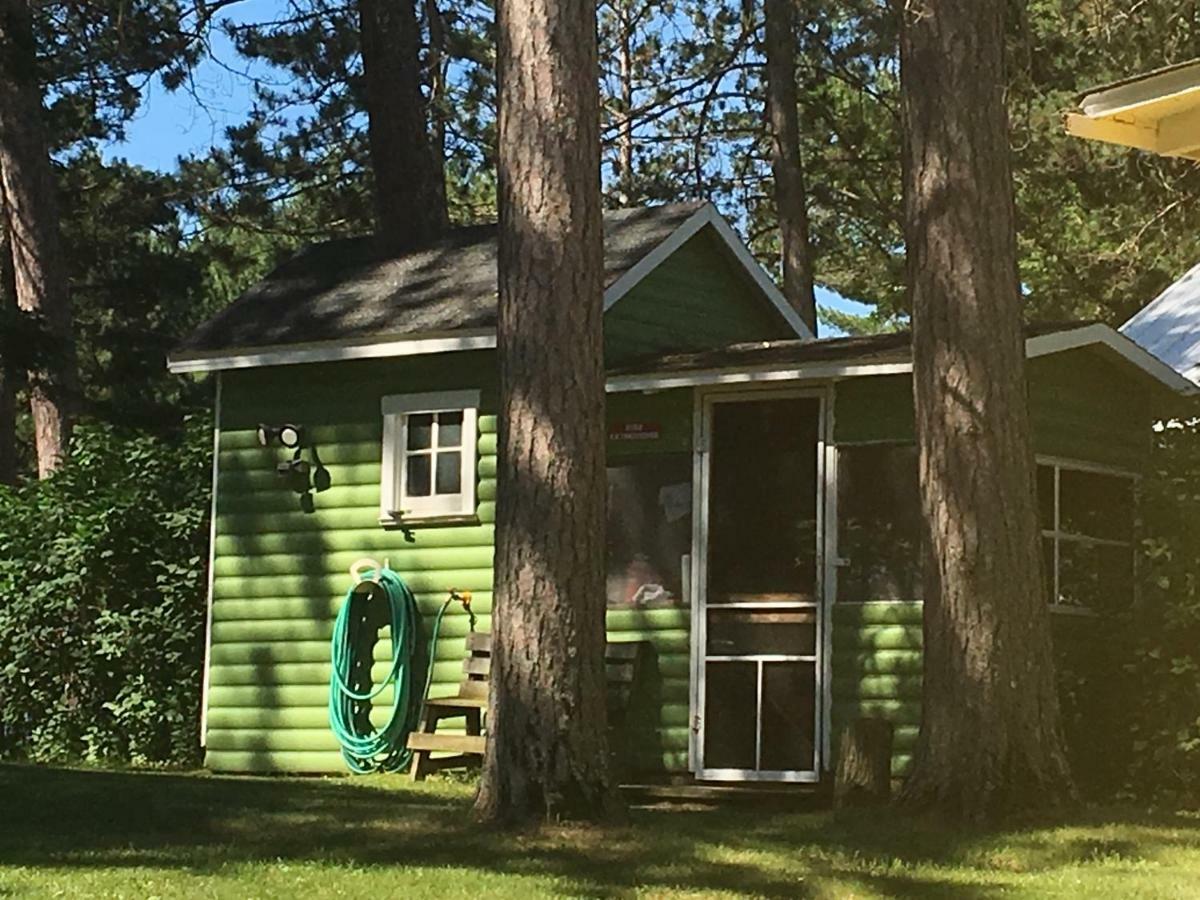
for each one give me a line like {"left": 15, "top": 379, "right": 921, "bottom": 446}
{"left": 604, "top": 228, "right": 799, "bottom": 364}
{"left": 169, "top": 202, "right": 809, "bottom": 373}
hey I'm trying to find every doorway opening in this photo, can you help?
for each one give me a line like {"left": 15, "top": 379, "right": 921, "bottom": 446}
{"left": 693, "top": 391, "right": 824, "bottom": 782}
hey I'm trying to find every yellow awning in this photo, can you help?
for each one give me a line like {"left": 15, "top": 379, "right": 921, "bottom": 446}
{"left": 1065, "top": 59, "right": 1200, "bottom": 160}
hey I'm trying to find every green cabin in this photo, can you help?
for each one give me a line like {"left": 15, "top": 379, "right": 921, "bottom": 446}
{"left": 171, "top": 201, "right": 1195, "bottom": 783}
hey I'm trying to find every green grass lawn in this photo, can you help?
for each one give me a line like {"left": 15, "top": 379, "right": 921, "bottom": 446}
{"left": 1, "top": 764, "right": 1198, "bottom": 898}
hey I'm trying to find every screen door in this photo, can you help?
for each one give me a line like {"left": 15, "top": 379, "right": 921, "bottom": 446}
{"left": 695, "top": 393, "right": 823, "bottom": 781}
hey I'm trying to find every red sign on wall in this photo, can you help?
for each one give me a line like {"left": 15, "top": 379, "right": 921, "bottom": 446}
{"left": 608, "top": 421, "right": 661, "bottom": 441}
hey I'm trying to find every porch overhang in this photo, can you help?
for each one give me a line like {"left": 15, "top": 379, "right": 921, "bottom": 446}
{"left": 605, "top": 323, "right": 1199, "bottom": 396}
{"left": 1065, "top": 59, "right": 1200, "bottom": 160}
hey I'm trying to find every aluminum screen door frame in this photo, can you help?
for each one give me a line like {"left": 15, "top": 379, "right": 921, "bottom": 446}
{"left": 688, "top": 385, "right": 832, "bottom": 783}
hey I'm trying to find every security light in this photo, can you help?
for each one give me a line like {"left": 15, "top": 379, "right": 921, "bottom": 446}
{"left": 276, "top": 458, "right": 311, "bottom": 478}
{"left": 257, "top": 423, "right": 305, "bottom": 448}
{"left": 279, "top": 425, "right": 302, "bottom": 449}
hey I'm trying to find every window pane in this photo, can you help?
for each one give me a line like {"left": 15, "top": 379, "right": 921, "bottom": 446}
{"left": 1058, "top": 469, "right": 1133, "bottom": 542}
{"left": 406, "top": 413, "right": 433, "bottom": 450}
{"left": 706, "top": 608, "right": 816, "bottom": 656}
{"left": 435, "top": 451, "right": 462, "bottom": 495}
{"left": 707, "top": 398, "right": 820, "bottom": 601}
{"left": 406, "top": 454, "right": 431, "bottom": 497}
{"left": 760, "top": 661, "right": 816, "bottom": 772}
{"left": 1057, "top": 541, "right": 1134, "bottom": 611}
{"left": 837, "top": 444, "right": 924, "bottom": 602}
{"left": 605, "top": 453, "right": 692, "bottom": 607}
{"left": 703, "top": 661, "right": 757, "bottom": 770}
{"left": 1042, "top": 537, "right": 1056, "bottom": 603}
{"left": 1037, "top": 465, "right": 1056, "bottom": 531}
{"left": 437, "top": 411, "right": 463, "bottom": 447}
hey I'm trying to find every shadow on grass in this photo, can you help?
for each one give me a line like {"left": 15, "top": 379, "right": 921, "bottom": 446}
{"left": 1, "top": 764, "right": 1198, "bottom": 898}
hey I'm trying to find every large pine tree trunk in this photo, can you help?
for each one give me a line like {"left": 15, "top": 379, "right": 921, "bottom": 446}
{"left": 896, "top": 0, "right": 1074, "bottom": 821}
{"left": 613, "top": 0, "right": 636, "bottom": 203}
{"left": 763, "top": 0, "right": 816, "bottom": 335}
{"left": 0, "top": 0, "right": 76, "bottom": 478}
{"left": 357, "top": 0, "right": 447, "bottom": 252}
{"left": 0, "top": 218, "right": 17, "bottom": 485}
{"left": 473, "top": 0, "right": 619, "bottom": 824}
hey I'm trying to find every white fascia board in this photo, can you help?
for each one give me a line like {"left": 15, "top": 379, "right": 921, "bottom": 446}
{"left": 601, "top": 203, "right": 815, "bottom": 341}
{"left": 167, "top": 330, "right": 497, "bottom": 374}
{"left": 605, "top": 360, "right": 910, "bottom": 393}
{"left": 1026, "top": 323, "right": 1199, "bottom": 395}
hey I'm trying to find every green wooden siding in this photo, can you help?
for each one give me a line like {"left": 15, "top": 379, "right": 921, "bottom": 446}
{"left": 833, "top": 350, "right": 1155, "bottom": 469}
{"left": 604, "top": 229, "right": 794, "bottom": 366}
{"left": 206, "top": 322, "right": 1164, "bottom": 777}
{"left": 1026, "top": 352, "right": 1153, "bottom": 470}
{"left": 606, "top": 388, "right": 693, "bottom": 457}
{"left": 833, "top": 376, "right": 916, "bottom": 445}
{"left": 209, "top": 353, "right": 495, "bottom": 773}
{"left": 207, "top": 357, "right": 693, "bottom": 774}
{"left": 831, "top": 602, "right": 923, "bottom": 777}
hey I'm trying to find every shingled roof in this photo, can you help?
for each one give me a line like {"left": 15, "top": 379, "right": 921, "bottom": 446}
{"left": 173, "top": 202, "right": 714, "bottom": 366}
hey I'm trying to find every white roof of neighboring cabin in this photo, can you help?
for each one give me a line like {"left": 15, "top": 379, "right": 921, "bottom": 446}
{"left": 1122, "top": 262, "right": 1200, "bottom": 386}
{"left": 1065, "top": 59, "right": 1200, "bottom": 160}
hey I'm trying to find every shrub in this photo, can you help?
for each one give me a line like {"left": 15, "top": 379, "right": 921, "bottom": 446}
{"left": 1122, "top": 418, "right": 1200, "bottom": 798}
{"left": 0, "top": 417, "right": 210, "bottom": 765}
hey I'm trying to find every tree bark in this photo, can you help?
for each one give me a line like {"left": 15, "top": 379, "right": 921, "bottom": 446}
{"left": 474, "top": 0, "right": 620, "bottom": 824}
{"left": 896, "top": 0, "right": 1074, "bottom": 821}
{"left": 0, "top": 212, "right": 17, "bottom": 485}
{"left": 763, "top": 0, "right": 817, "bottom": 335}
{"left": 833, "top": 718, "right": 894, "bottom": 809}
{"left": 614, "top": 0, "right": 635, "bottom": 203}
{"left": 423, "top": 0, "right": 449, "bottom": 211}
{"left": 358, "top": 0, "right": 447, "bottom": 253}
{"left": 0, "top": 0, "right": 77, "bottom": 478}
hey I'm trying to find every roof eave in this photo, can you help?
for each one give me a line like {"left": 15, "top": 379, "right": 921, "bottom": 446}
{"left": 607, "top": 324, "right": 1200, "bottom": 397}
{"left": 1066, "top": 59, "right": 1200, "bottom": 160}
{"left": 171, "top": 204, "right": 813, "bottom": 374}
{"left": 167, "top": 329, "right": 497, "bottom": 374}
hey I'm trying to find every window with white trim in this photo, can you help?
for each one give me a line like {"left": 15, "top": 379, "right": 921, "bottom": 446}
{"left": 1037, "top": 458, "right": 1137, "bottom": 613}
{"left": 381, "top": 390, "right": 479, "bottom": 521}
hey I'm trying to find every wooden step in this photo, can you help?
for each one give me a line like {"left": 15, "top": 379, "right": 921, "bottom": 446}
{"left": 462, "top": 655, "right": 636, "bottom": 684}
{"left": 424, "top": 696, "right": 489, "bottom": 710}
{"left": 407, "top": 732, "right": 486, "bottom": 754}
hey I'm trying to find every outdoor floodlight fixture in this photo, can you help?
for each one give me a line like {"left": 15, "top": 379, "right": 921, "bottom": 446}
{"left": 257, "top": 423, "right": 305, "bottom": 449}
{"left": 276, "top": 458, "right": 311, "bottom": 478}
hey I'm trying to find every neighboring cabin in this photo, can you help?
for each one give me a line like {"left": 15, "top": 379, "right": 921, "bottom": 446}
{"left": 171, "top": 202, "right": 1195, "bottom": 782}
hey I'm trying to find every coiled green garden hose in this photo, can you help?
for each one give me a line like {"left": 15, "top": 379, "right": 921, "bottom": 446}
{"left": 328, "top": 567, "right": 468, "bottom": 773}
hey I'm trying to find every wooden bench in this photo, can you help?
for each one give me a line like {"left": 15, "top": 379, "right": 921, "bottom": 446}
{"left": 407, "top": 631, "right": 646, "bottom": 781}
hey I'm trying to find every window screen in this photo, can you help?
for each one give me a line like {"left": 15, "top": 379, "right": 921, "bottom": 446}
{"left": 837, "top": 444, "right": 924, "bottom": 602}
{"left": 606, "top": 452, "right": 692, "bottom": 607}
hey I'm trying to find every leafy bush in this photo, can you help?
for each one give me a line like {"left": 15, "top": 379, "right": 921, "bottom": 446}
{"left": 0, "top": 418, "right": 210, "bottom": 765}
{"left": 1120, "top": 418, "right": 1200, "bottom": 798}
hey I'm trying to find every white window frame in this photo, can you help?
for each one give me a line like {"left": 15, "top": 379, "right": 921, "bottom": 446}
{"left": 381, "top": 389, "right": 480, "bottom": 523}
{"left": 1036, "top": 455, "right": 1138, "bottom": 614}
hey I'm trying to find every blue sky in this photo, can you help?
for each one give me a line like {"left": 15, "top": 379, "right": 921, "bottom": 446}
{"left": 105, "top": 1, "right": 276, "bottom": 171}
{"left": 103, "top": 2, "right": 870, "bottom": 331}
